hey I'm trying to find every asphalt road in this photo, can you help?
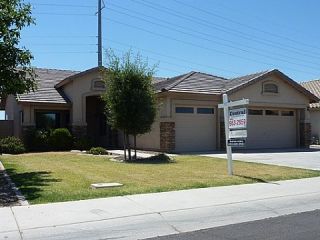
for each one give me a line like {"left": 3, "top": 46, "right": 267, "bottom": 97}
{"left": 148, "top": 210, "right": 320, "bottom": 240}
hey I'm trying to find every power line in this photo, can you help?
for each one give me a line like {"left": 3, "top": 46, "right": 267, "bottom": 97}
{"left": 106, "top": 47, "right": 190, "bottom": 76}
{"left": 109, "top": 39, "right": 240, "bottom": 75}
{"left": 33, "top": 51, "right": 96, "bottom": 54}
{"left": 103, "top": 17, "right": 318, "bottom": 75}
{"left": 106, "top": 4, "right": 320, "bottom": 69}
{"left": 104, "top": 43, "right": 237, "bottom": 76}
{"left": 23, "top": 35, "right": 97, "bottom": 39}
{"left": 213, "top": 0, "right": 320, "bottom": 40}
{"left": 173, "top": 0, "right": 320, "bottom": 52}
{"left": 33, "top": 3, "right": 96, "bottom": 8}
{"left": 23, "top": 43, "right": 96, "bottom": 46}
{"left": 130, "top": 0, "right": 320, "bottom": 60}
{"left": 104, "top": 38, "right": 241, "bottom": 76}
{"left": 33, "top": 12, "right": 95, "bottom": 16}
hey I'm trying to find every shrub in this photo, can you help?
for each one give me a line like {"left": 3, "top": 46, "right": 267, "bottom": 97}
{"left": 73, "top": 137, "right": 93, "bottom": 151}
{"left": 49, "top": 128, "right": 73, "bottom": 151}
{"left": 23, "top": 127, "right": 36, "bottom": 151}
{"left": 129, "top": 153, "right": 174, "bottom": 164}
{"left": 88, "top": 147, "right": 107, "bottom": 155}
{"left": 0, "top": 137, "right": 25, "bottom": 154}
{"left": 33, "top": 130, "right": 51, "bottom": 151}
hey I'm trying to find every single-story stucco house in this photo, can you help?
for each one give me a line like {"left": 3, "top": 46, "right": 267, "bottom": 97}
{"left": 301, "top": 79, "right": 320, "bottom": 142}
{"left": 3, "top": 67, "right": 319, "bottom": 152}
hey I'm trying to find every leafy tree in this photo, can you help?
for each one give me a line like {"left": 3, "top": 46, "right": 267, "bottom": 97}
{"left": 0, "top": 0, "right": 36, "bottom": 101}
{"left": 102, "top": 50, "right": 157, "bottom": 161}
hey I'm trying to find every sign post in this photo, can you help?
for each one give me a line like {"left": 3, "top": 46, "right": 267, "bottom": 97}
{"left": 218, "top": 94, "right": 249, "bottom": 175}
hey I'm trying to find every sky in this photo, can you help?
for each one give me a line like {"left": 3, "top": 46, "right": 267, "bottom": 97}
{"left": 17, "top": 0, "right": 320, "bottom": 81}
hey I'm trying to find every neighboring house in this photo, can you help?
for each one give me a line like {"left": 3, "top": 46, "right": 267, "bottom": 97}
{"left": 4, "top": 67, "right": 319, "bottom": 152}
{"left": 301, "top": 79, "right": 320, "bottom": 142}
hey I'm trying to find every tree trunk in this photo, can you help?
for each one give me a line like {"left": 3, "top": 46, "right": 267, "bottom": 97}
{"left": 123, "top": 131, "right": 127, "bottom": 161}
{"left": 134, "top": 134, "right": 137, "bottom": 160}
{"left": 126, "top": 133, "right": 131, "bottom": 161}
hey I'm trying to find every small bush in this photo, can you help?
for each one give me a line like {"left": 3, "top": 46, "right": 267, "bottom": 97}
{"left": 73, "top": 137, "right": 93, "bottom": 151}
{"left": 49, "top": 128, "right": 73, "bottom": 151}
{"left": 0, "top": 137, "right": 25, "bottom": 154}
{"left": 34, "top": 130, "right": 51, "bottom": 151}
{"left": 88, "top": 147, "right": 107, "bottom": 155}
{"left": 128, "top": 153, "right": 174, "bottom": 164}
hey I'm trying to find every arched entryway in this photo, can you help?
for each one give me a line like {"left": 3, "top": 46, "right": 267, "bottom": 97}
{"left": 86, "top": 96, "right": 118, "bottom": 148}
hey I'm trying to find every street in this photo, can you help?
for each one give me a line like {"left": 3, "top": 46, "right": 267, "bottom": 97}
{"left": 149, "top": 210, "right": 320, "bottom": 240}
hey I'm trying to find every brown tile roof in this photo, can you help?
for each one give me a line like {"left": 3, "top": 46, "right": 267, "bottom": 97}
{"left": 18, "top": 68, "right": 168, "bottom": 104}
{"left": 301, "top": 79, "right": 320, "bottom": 109}
{"left": 17, "top": 67, "right": 319, "bottom": 106}
{"left": 18, "top": 68, "right": 79, "bottom": 104}
{"left": 157, "top": 69, "right": 319, "bottom": 102}
{"left": 155, "top": 71, "right": 228, "bottom": 94}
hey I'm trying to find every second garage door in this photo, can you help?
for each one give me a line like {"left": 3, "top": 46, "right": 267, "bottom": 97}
{"left": 246, "top": 109, "right": 297, "bottom": 149}
{"left": 175, "top": 106, "right": 216, "bottom": 152}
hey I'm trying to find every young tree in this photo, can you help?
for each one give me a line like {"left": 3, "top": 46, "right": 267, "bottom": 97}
{"left": 102, "top": 50, "right": 157, "bottom": 161}
{"left": 0, "top": 0, "right": 36, "bottom": 101}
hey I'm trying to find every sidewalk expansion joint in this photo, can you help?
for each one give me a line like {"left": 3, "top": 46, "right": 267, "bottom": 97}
{"left": 10, "top": 207, "right": 23, "bottom": 240}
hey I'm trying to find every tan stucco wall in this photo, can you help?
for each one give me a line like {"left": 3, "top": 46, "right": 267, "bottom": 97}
{"left": 128, "top": 118, "right": 161, "bottom": 151}
{"left": 5, "top": 95, "right": 22, "bottom": 137}
{"left": 310, "top": 110, "right": 320, "bottom": 139}
{"left": 229, "top": 75, "right": 311, "bottom": 109}
{"left": 133, "top": 92, "right": 220, "bottom": 151}
{"left": 62, "top": 71, "right": 104, "bottom": 126}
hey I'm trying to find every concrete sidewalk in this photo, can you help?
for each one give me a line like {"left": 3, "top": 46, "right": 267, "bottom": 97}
{"left": 2, "top": 177, "right": 320, "bottom": 240}
{"left": 200, "top": 148, "right": 320, "bottom": 170}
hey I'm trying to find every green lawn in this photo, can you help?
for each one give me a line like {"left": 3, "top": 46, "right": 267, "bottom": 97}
{"left": 1, "top": 152, "right": 320, "bottom": 204}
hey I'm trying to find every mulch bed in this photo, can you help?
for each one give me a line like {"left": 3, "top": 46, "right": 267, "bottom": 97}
{"left": 0, "top": 169, "right": 20, "bottom": 207}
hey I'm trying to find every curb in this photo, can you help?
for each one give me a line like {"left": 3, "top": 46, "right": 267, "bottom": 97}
{"left": 0, "top": 161, "right": 29, "bottom": 206}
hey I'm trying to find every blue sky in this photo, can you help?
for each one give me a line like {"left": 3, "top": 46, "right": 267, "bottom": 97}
{"left": 19, "top": 0, "right": 320, "bottom": 81}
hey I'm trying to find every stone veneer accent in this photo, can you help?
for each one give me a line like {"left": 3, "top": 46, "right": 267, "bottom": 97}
{"left": 160, "top": 122, "right": 175, "bottom": 152}
{"left": 300, "top": 122, "right": 311, "bottom": 147}
{"left": 72, "top": 125, "right": 87, "bottom": 138}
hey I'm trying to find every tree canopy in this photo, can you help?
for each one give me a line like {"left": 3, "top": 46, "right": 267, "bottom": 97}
{"left": 0, "top": 0, "right": 36, "bottom": 99}
{"left": 102, "top": 50, "right": 157, "bottom": 160}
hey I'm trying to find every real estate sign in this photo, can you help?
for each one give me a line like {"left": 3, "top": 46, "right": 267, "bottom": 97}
{"left": 229, "top": 107, "right": 247, "bottom": 130}
{"left": 227, "top": 138, "right": 246, "bottom": 147}
{"left": 218, "top": 95, "right": 249, "bottom": 175}
{"left": 229, "top": 129, "right": 247, "bottom": 138}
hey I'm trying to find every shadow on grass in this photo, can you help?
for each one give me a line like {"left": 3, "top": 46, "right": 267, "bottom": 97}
{"left": 5, "top": 168, "right": 61, "bottom": 201}
{"left": 234, "top": 174, "right": 276, "bottom": 184}
{"left": 126, "top": 154, "right": 176, "bottom": 164}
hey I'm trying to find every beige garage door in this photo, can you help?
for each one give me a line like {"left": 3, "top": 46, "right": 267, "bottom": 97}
{"left": 175, "top": 106, "right": 216, "bottom": 152}
{"left": 246, "top": 109, "right": 297, "bottom": 149}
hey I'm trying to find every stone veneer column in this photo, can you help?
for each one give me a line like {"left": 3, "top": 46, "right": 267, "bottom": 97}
{"left": 160, "top": 122, "right": 175, "bottom": 152}
{"left": 72, "top": 125, "right": 87, "bottom": 138}
{"left": 300, "top": 122, "right": 311, "bottom": 147}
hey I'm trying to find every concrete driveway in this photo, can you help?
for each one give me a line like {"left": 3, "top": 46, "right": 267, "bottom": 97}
{"left": 200, "top": 147, "right": 320, "bottom": 170}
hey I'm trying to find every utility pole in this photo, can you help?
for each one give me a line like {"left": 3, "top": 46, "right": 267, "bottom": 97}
{"left": 98, "top": 0, "right": 103, "bottom": 67}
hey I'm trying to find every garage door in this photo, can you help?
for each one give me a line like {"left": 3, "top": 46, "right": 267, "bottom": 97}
{"left": 246, "top": 109, "right": 297, "bottom": 149}
{"left": 175, "top": 106, "right": 216, "bottom": 152}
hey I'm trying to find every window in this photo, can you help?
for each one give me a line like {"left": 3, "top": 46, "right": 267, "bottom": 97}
{"left": 248, "top": 109, "right": 263, "bottom": 115}
{"left": 92, "top": 78, "right": 106, "bottom": 90}
{"left": 263, "top": 83, "right": 278, "bottom": 93}
{"left": 197, "top": 108, "right": 214, "bottom": 114}
{"left": 265, "top": 110, "right": 279, "bottom": 116}
{"left": 35, "top": 111, "right": 69, "bottom": 130}
{"left": 175, "top": 107, "right": 194, "bottom": 113}
{"left": 36, "top": 112, "right": 59, "bottom": 130}
{"left": 281, "top": 110, "right": 294, "bottom": 116}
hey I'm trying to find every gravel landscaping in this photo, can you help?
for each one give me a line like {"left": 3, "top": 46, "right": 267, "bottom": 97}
{"left": 0, "top": 164, "right": 20, "bottom": 207}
